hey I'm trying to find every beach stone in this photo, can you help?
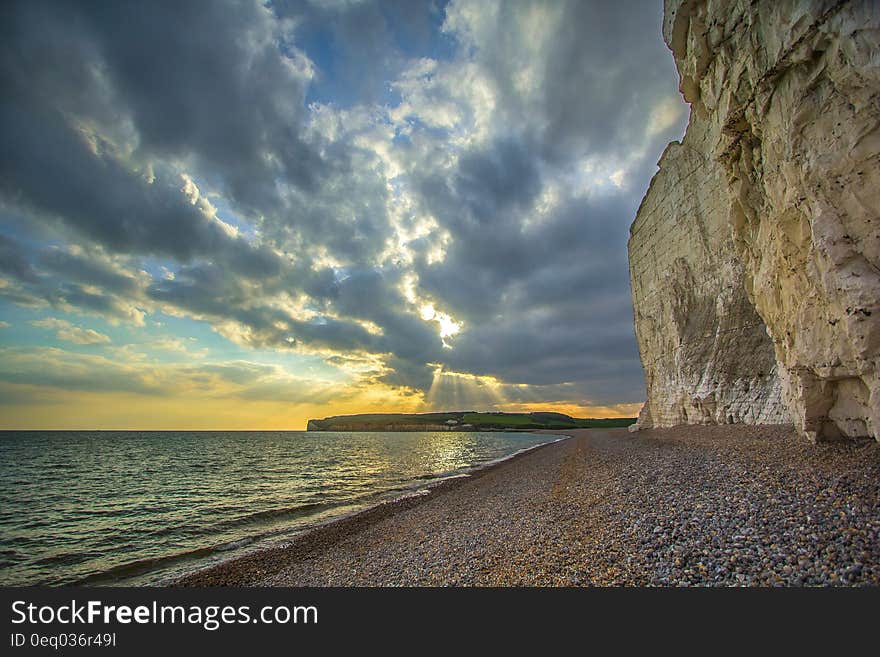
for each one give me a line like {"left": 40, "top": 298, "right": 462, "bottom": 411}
{"left": 173, "top": 427, "right": 880, "bottom": 587}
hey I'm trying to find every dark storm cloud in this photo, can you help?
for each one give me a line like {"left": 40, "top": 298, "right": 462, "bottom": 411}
{"left": 389, "top": 0, "right": 687, "bottom": 403}
{"left": 142, "top": 260, "right": 449, "bottom": 367}
{"left": 0, "top": 233, "right": 146, "bottom": 323}
{"left": 0, "top": 0, "right": 389, "bottom": 320}
{"left": 0, "top": 102, "right": 278, "bottom": 275}
{"left": 0, "top": 2, "right": 295, "bottom": 278}
{"left": 538, "top": 1, "right": 676, "bottom": 161}
{"left": 70, "top": 0, "right": 326, "bottom": 207}
{"left": 333, "top": 269, "right": 443, "bottom": 360}
{"left": 146, "top": 261, "right": 390, "bottom": 353}
{"left": 0, "top": 234, "right": 39, "bottom": 284}
{"left": 455, "top": 0, "right": 678, "bottom": 163}
{"left": 39, "top": 247, "right": 141, "bottom": 297}
{"left": 0, "top": 0, "right": 687, "bottom": 408}
{"left": 411, "top": 191, "right": 644, "bottom": 401}
{"left": 374, "top": 354, "right": 436, "bottom": 393}
{"left": 49, "top": 283, "right": 143, "bottom": 324}
{"left": 450, "top": 138, "right": 543, "bottom": 224}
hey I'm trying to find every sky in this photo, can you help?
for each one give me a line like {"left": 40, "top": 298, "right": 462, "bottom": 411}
{"left": 0, "top": 0, "right": 687, "bottom": 429}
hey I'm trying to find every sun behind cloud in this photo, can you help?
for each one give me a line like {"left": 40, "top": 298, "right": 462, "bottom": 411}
{"left": 0, "top": 0, "right": 685, "bottom": 427}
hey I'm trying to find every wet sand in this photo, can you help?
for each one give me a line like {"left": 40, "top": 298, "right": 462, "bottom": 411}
{"left": 175, "top": 426, "right": 880, "bottom": 586}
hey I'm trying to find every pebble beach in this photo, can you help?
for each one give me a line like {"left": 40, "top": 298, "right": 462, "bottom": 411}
{"left": 176, "top": 426, "right": 880, "bottom": 587}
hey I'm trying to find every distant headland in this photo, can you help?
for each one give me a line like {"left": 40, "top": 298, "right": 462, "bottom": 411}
{"left": 306, "top": 411, "right": 636, "bottom": 432}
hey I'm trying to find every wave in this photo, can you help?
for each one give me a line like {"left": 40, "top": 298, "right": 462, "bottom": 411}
{"left": 72, "top": 545, "right": 222, "bottom": 586}
{"left": 70, "top": 499, "right": 365, "bottom": 585}
{"left": 155, "top": 434, "right": 569, "bottom": 585}
{"left": 11, "top": 432, "right": 567, "bottom": 586}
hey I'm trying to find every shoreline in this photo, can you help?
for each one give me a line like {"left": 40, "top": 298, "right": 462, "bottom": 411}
{"left": 170, "top": 431, "right": 571, "bottom": 586}
{"left": 174, "top": 425, "right": 880, "bottom": 587}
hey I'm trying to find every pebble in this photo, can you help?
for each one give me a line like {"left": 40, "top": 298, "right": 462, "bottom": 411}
{"left": 176, "top": 425, "right": 880, "bottom": 587}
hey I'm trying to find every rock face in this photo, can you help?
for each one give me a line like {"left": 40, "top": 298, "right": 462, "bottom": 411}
{"left": 630, "top": 0, "right": 880, "bottom": 441}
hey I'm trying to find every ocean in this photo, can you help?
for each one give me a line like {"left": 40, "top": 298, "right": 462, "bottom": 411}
{"left": 0, "top": 430, "right": 561, "bottom": 586}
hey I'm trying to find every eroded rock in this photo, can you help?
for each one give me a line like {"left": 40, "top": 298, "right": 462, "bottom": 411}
{"left": 630, "top": 0, "right": 880, "bottom": 441}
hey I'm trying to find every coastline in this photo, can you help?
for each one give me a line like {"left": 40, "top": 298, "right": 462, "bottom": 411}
{"left": 174, "top": 426, "right": 880, "bottom": 586}
{"left": 168, "top": 432, "right": 570, "bottom": 586}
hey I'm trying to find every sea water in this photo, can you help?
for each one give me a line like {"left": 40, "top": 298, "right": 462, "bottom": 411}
{"left": 0, "top": 430, "right": 560, "bottom": 585}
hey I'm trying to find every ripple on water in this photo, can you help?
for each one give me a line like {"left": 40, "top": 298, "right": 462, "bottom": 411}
{"left": 0, "top": 430, "right": 559, "bottom": 585}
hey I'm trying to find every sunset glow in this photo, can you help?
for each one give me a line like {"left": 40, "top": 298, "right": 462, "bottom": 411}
{"left": 0, "top": 0, "right": 685, "bottom": 428}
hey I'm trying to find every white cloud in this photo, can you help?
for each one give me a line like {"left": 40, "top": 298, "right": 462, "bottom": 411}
{"left": 151, "top": 336, "right": 208, "bottom": 358}
{"left": 30, "top": 318, "right": 111, "bottom": 345}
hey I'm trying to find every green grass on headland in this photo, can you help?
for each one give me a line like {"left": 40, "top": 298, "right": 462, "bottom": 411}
{"left": 307, "top": 411, "right": 636, "bottom": 431}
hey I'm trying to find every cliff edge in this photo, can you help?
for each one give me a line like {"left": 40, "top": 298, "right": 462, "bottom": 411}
{"left": 630, "top": 0, "right": 879, "bottom": 441}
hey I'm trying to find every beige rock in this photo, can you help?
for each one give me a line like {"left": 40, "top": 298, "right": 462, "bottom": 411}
{"left": 630, "top": 0, "right": 880, "bottom": 441}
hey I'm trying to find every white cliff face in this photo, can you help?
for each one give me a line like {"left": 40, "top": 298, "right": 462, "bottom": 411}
{"left": 630, "top": 0, "right": 880, "bottom": 440}
{"left": 629, "top": 119, "right": 789, "bottom": 430}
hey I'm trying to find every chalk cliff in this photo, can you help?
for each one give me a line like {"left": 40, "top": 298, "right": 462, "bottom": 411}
{"left": 630, "top": 0, "right": 880, "bottom": 441}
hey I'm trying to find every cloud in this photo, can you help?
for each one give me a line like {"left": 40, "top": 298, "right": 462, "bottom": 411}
{"left": 150, "top": 337, "right": 208, "bottom": 358}
{"left": 368, "top": 0, "right": 687, "bottom": 403}
{"left": 0, "top": 0, "right": 688, "bottom": 412}
{"left": 0, "top": 234, "right": 148, "bottom": 325}
{"left": 30, "top": 318, "right": 112, "bottom": 345}
{"left": 0, "top": 1, "right": 306, "bottom": 277}
{"left": 39, "top": 245, "right": 144, "bottom": 298}
{"left": 0, "top": 345, "right": 344, "bottom": 404}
